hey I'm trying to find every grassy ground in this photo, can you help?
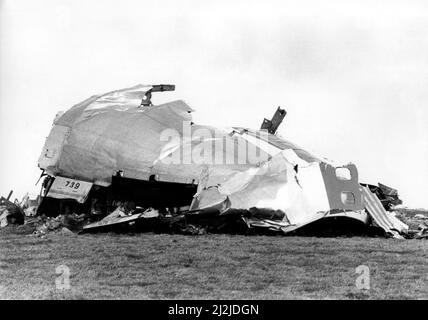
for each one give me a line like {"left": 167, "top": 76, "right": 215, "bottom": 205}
{"left": 0, "top": 231, "right": 427, "bottom": 299}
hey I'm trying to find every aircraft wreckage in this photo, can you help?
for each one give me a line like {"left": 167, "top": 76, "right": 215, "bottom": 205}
{"left": 35, "top": 84, "right": 408, "bottom": 238}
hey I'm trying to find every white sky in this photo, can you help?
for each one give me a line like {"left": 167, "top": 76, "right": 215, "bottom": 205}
{"left": 1, "top": 0, "right": 427, "bottom": 208}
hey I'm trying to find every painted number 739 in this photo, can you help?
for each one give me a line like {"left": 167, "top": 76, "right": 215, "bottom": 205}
{"left": 65, "top": 180, "right": 80, "bottom": 189}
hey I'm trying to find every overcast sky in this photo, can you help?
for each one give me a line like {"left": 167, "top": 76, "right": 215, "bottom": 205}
{"left": 1, "top": 0, "right": 427, "bottom": 208}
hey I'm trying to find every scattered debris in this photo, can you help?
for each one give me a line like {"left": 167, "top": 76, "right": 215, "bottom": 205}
{"left": 20, "top": 193, "right": 40, "bottom": 216}
{"left": 414, "top": 214, "right": 427, "bottom": 220}
{"left": 34, "top": 216, "right": 63, "bottom": 236}
{"left": 360, "top": 183, "right": 403, "bottom": 210}
{"left": 0, "top": 191, "right": 25, "bottom": 228}
{"left": 415, "top": 228, "right": 428, "bottom": 239}
{"left": 82, "top": 207, "right": 144, "bottom": 233}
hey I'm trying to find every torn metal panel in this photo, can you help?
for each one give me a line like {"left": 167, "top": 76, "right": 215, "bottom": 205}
{"left": 40, "top": 99, "right": 195, "bottom": 185}
{"left": 377, "top": 183, "right": 403, "bottom": 208}
{"left": 378, "top": 183, "right": 399, "bottom": 196}
{"left": 39, "top": 85, "right": 273, "bottom": 188}
{"left": 47, "top": 176, "right": 93, "bottom": 203}
{"left": 190, "top": 148, "right": 367, "bottom": 234}
{"left": 38, "top": 125, "right": 71, "bottom": 176}
{"left": 82, "top": 209, "right": 144, "bottom": 232}
{"left": 360, "top": 182, "right": 403, "bottom": 210}
{"left": 0, "top": 193, "right": 25, "bottom": 227}
{"left": 191, "top": 150, "right": 329, "bottom": 231}
{"left": 320, "top": 163, "right": 364, "bottom": 211}
{"left": 233, "top": 128, "right": 323, "bottom": 163}
{"left": 39, "top": 85, "right": 322, "bottom": 190}
{"left": 362, "top": 186, "right": 408, "bottom": 238}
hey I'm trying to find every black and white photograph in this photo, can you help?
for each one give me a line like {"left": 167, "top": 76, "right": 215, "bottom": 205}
{"left": 0, "top": 0, "right": 427, "bottom": 306}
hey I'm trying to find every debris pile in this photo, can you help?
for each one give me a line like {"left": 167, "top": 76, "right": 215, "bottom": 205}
{"left": 34, "top": 216, "right": 76, "bottom": 237}
{"left": 394, "top": 209, "right": 428, "bottom": 239}
{"left": 361, "top": 183, "right": 403, "bottom": 210}
{"left": 2, "top": 85, "right": 427, "bottom": 239}
{"left": 0, "top": 191, "right": 24, "bottom": 228}
{"left": 360, "top": 186, "right": 408, "bottom": 239}
{"left": 2, "top": 187, "right": 428, "bottom": 239}
{"left": 20, "top": 193, "right": 40, "bottom": 217}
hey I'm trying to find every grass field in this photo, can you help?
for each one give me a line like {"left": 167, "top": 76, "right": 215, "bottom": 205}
{"left": 1, "top": 231, "right": 427, "bottom": 299}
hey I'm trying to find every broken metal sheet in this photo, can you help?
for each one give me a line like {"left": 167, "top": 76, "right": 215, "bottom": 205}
{"left": 38, "top": 85, "right": 331, "bottom": 192}
{"left": 190, "top": 148, "right": 368, "bottom": 234}
{"left": 320, "top": 163, "right": 364, "bottom": 212}
{"left": 0, "top": 195, "right": 25, "bottom": 227}
{"left": 39, "top": 85, "right": 196, "bottom": 185}
{"left": 56, "top": 99, "right": 195, "bottom": 185}
{"left": 39, "top": 85, "right": 273, "bottom": 186}
{"left": 36, "top": 84, "right": 382, "bottom": 236}
{"left": 295, "top": 161, "right": 330, "bottom": 212}
{"left": 141, "top": 209, "right": 159, "bottom": 218}
{"left": 242, "top": 217, "right": 290, "bottom": 232}
{"left": 191, "top": 150, "right": 330, "bottom": 231}
{"left": 47, "top": 176, "right": 93, "bottom": 203}
{"left": 362, "top": 186, "right": 408, "bottom": 238}
{"left": 361, "top": 182, "right": 403, "bottom": 210}
{"left": 83, "top": 210, "right": 144, "bottom": 232}
{"left": 71, "top": 84, "right": 153, "bottom": 114}
{"left": 260, "top": 107, "right": 286, "bottom": 134}
{"left": 38, "top": 125, "right": 71, "bottom": 176}
{"left": 378, "top": 183, "right": 399, "bottom": 196}
{"left": 233, "top": 128, "right": 323, "bottom": 163}
{"left": 377, "top": 183, "right": 403, "bottom": 208}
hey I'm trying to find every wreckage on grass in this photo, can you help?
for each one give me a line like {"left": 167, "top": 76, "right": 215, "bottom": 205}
{"left": 0, "top": 191, "right": 25, "bottom": 228}
{"left": 35, "top": 84, "right": 407, "bottom": 237}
